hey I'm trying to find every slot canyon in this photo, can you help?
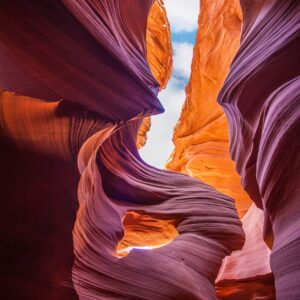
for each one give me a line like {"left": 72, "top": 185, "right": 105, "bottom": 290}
{"left": 0, "top": 0, "right": 299, "bottom": 299}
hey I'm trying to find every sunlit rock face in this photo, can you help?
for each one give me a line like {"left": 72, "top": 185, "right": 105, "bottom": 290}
{"left": 166, "top": 0, "right": 252, "bottom": 218}
{"left": 0, "top": 1, "right": 244, "bottom": 299}
{"left": 218, "top": 0, "right": 300, "bottom": 299}
{"left": 216, "top": 204, "right": 275, "bottom": 299}
{"left": 136, "top": 0, "right": 173, "bottom": 149}
{"left": 146, "top": 0, "right": 173, "bottom": 91}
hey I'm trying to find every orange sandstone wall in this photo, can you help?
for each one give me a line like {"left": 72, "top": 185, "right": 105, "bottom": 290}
{"left": 146, "top": 0, "right": 172, "bottom": 91}
{"left": 166, "top": 0, "right": 251, "bottom": 217}
{"left": 137, "top": 0, "right": 173, "bottom": 149}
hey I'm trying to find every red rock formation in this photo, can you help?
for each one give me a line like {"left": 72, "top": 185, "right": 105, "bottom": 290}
{"left": 0, "top": 1, "right": 244, "bottom": 299}
{"left": 4, "top": 0, "right": 298, "bottom": 298}
{"left": 0, "top": 93, "right": 83, "bottom": 299}
{"left": 218, "top": 0, "right": 300, "bottom": 298}
{"left": 166, "top": 0, "right": 252, "bottom": 218}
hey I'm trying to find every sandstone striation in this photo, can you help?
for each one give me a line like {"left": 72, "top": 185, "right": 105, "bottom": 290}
{"left": 166, "top": 0, "right": 252, "bottom": 217}
{"left": 73, "top": 121, "right": 244, "bottom": 299}
{"left": 216, "top": 204, "right": 275, "bottom": 299}
{"left": 1, "top": 0, "right": 298, "bottom": 298}
{"left": 218, "top": 0, "right": 300, "bottom": 298}
{"left": 146, "top": 0, "right": 173, "bottom": 91}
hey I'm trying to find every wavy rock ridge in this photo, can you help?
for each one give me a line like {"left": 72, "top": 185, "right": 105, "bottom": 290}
{"left": 217, "top": 1, "right": 300, "bottom": 299}
{"left": 0, "top": 1, "right": 244, "bottom": 299}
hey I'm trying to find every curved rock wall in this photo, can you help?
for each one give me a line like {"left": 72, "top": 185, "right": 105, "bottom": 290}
{"left": 2, "top": 0, "right": 298, "bottom": 298}
{"left": 218, "top": 0, "right": 300, "bottom": 299}
{"left": 73, "top": 120, "right": 244, "bottom": 299}
{"left": 216, "top": 204, "right": 275, "bottom": 299}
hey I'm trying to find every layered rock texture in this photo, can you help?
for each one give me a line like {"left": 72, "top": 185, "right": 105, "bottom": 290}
{"left": 0, "top": 1, "right": 244, "bottom": 299}
{"left": 166, "top": 0, "right": 252, "bottom": 218}
{"left": 216, "top": 204, "right": 275, "bottom": 299}
{"left": 217, "top": 1, "right": 300, "bottom": 299}
{"left": 0, "top": 0, "right": 299, "bottom": 299}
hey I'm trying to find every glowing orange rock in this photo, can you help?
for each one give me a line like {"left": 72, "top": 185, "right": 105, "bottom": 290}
{"left": 136, "top": 116, "right": 152, "bottom": 149}
{"left": 117, "top": 211, "right": 178, "bottom": 257}
{"left": 166, "top": 0, "right": 251, "bottom": 217}
{"left": 137, "top": 0, "right": 173, "bottom": 149}
{"left": 146, "top": 0, "right": 172, "bottom": 91}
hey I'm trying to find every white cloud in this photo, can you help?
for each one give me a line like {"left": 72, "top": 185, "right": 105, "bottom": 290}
{"left": 139, "top": 78, "right": 186, "bottom": 167}
{"left": 139, "top": 41, "right": 194, "bottom": 167}
{"left": 173, "top": 42, "right": 194, "bottom": 78}
{"left": 163, "top": 0, "right": 200, "bottom": 32}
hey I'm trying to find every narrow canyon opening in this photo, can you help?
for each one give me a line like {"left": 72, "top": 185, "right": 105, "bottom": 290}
{"left": 139, "top": 0, "right": 200, "bottom": 168}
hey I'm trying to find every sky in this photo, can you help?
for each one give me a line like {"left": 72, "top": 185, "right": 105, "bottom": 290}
{"left": 139, "top": 0, "right": 200, "bottom": 168}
